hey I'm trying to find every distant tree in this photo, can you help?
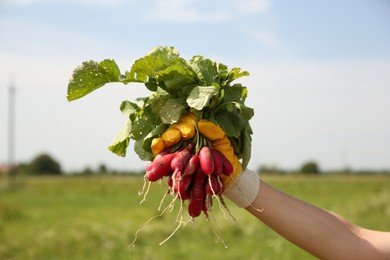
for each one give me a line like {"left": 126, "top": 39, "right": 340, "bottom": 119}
{"left": 15, "top": 162, "right": 30, "bottom": 175}
{"left": 258, "top": 164, "right": 286, "bottom": 174}
{"left": 81, "top": 166, "right": 93, "bottom": 175}
{"left": 300, "top": 161, "right": 320, "bottom": 174}
{"left": 98, "top": 163, "right": 108, "bottom": 174}
{"left": 29, "top": 153, "right": 61, "bottom": 175}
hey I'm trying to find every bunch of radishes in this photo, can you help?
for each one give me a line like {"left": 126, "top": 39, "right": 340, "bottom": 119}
{"left": 144, "top": 141, "right": 233, "bottom": 219}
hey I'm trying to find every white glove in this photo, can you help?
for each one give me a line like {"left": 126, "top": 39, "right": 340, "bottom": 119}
{"left": 223, "top": 168, "right": 260, "bottom": 208}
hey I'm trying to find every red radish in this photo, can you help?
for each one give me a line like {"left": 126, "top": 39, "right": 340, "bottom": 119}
{"left": 210, "top": 149, "right": 222, "bottom": 175}
{"left": 199, "top": 146, "right": 214, "bottom": 175}
{"left": 146, "top": 152, "right": 176, "bottom": 182}
{"left": 172, "top": 170, "right": 183, "bottom": 193}
{"left": 146, "top": 155, "right": 162, "bottom": 172}
{"left": 172, "top": 168, "right": 193, "bottom": 199}
{"left": 183, "top": 154, "right": 199, "bottom": 176}
{"left": 146, "top": 148, "right": 174, "bottom": 172}
{"left": 152, "top": 148, "right": 170, "bottom": 161}
{"left": 188, "top": 168, "right": 206, "bottom": 218}
{"left": 143, "top": 136, "right": 235, "bottom": 235}
{"left": 179, "top": 188, "right": 191, "bottom": 201}
{"left": 205, "top": 174, "right": 220, "bottom": 195}
{"left": 219, "top": 151, "right": 233, "bottom": 176}
{"left": 145, "top": 161, "right": 154, "bottom": 172}
{"left": 171, "top": 149, "right": 191, "bottom": 173}
{"left": 178, "top": 173, "right": 193, "bottom": 195}
{"left": 167, "top": 175, "right": 173, "bottom": 187}
{"left": 172, "top": 170, "right": 192, "bottom": 195}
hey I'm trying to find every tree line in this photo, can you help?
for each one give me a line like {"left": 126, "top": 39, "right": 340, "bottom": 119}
{"left": 12, "top": 153, "right": 141, "bottom": 176}
{"left": 6, "top": 153, "right": 389, "bottom": 176}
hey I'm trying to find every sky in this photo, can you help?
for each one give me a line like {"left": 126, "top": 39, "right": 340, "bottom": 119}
{"left": 0, "top": 0, "right": 389, "bottom": 172}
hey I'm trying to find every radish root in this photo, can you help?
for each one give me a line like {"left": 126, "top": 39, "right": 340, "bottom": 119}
{"left": 131, "top": 194, "right": 179, "bottom": 249}
{"left": 139, "top": 180, "right": 152, "bottom": 204}
{"left": 158, "top": 200, "right": 185, "bottom": 246}
{"left": 208, "top": 176, "right": 231, "bottom": 220}
{"left": 205, "top": 210, "right": 229, "bottom": 248}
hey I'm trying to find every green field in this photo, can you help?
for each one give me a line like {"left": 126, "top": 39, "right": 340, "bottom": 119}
{"left": 1, "top": 174, "right": 389, "bottom": 260}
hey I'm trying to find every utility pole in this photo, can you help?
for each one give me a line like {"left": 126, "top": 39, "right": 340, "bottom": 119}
{"left": 7, "top": 80, "right": 16, "bottom": 188}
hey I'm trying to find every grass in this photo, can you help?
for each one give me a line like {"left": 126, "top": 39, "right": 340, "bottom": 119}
{"left": 0, "top": 174, "right": 389, "bottom": 259}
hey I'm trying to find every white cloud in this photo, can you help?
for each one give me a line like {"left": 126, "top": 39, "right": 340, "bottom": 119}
{"left": 1, "top": 0, "right": 128, "bottom": 7}
{"left": 144, "top": 0, "right": 271, "bottom": 23}
{"left": 1, "top": 0, "right": 35, "bottom": 6}
{"left": 245, "top": 29, "right": 285, "bottom": 52}
{"left": 0, "top": 16, "right": 138, "bottom": 62}
{"left": 233, "top": 0, "right": 271, "bottom": 14}
{"left": 145, "top": 0, "right": 228, "bottom": 23}
{"left": 2, "top": 0, "right": 271, "bottom": 23}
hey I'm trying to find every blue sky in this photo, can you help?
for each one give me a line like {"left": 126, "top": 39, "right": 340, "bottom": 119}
{"left": 0, "top": 0, "right": 389, "bottom": 172}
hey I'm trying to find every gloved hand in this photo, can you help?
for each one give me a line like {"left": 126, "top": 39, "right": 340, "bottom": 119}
{"left": 197, "top": 119, "right": 260, "bottom": 208}
{"left": 151, "top": 112, "right": 260, "bottom": 208}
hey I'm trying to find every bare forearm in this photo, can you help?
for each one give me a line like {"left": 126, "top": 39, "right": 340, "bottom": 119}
{"left": 246, "top": 180, "right": 386, "bottom": 259}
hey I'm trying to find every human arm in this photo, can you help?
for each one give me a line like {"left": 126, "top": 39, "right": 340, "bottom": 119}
{"left": 153, "top": 115, "right": 390, "bottom": 258}
{"left": 237, "top": 175, "right": 390, "bottom": 259}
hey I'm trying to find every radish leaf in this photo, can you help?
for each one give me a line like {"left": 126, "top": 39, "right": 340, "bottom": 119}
{"left": 67, "top": 59, "right": 121, "bottom": 101}
{"left": 187, "top": 86, "right": 218, "bottom": 110}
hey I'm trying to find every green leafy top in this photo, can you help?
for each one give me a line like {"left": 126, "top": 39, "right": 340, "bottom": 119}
{"left": 67, "top": 46, "right": 253, "bottom": 168}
